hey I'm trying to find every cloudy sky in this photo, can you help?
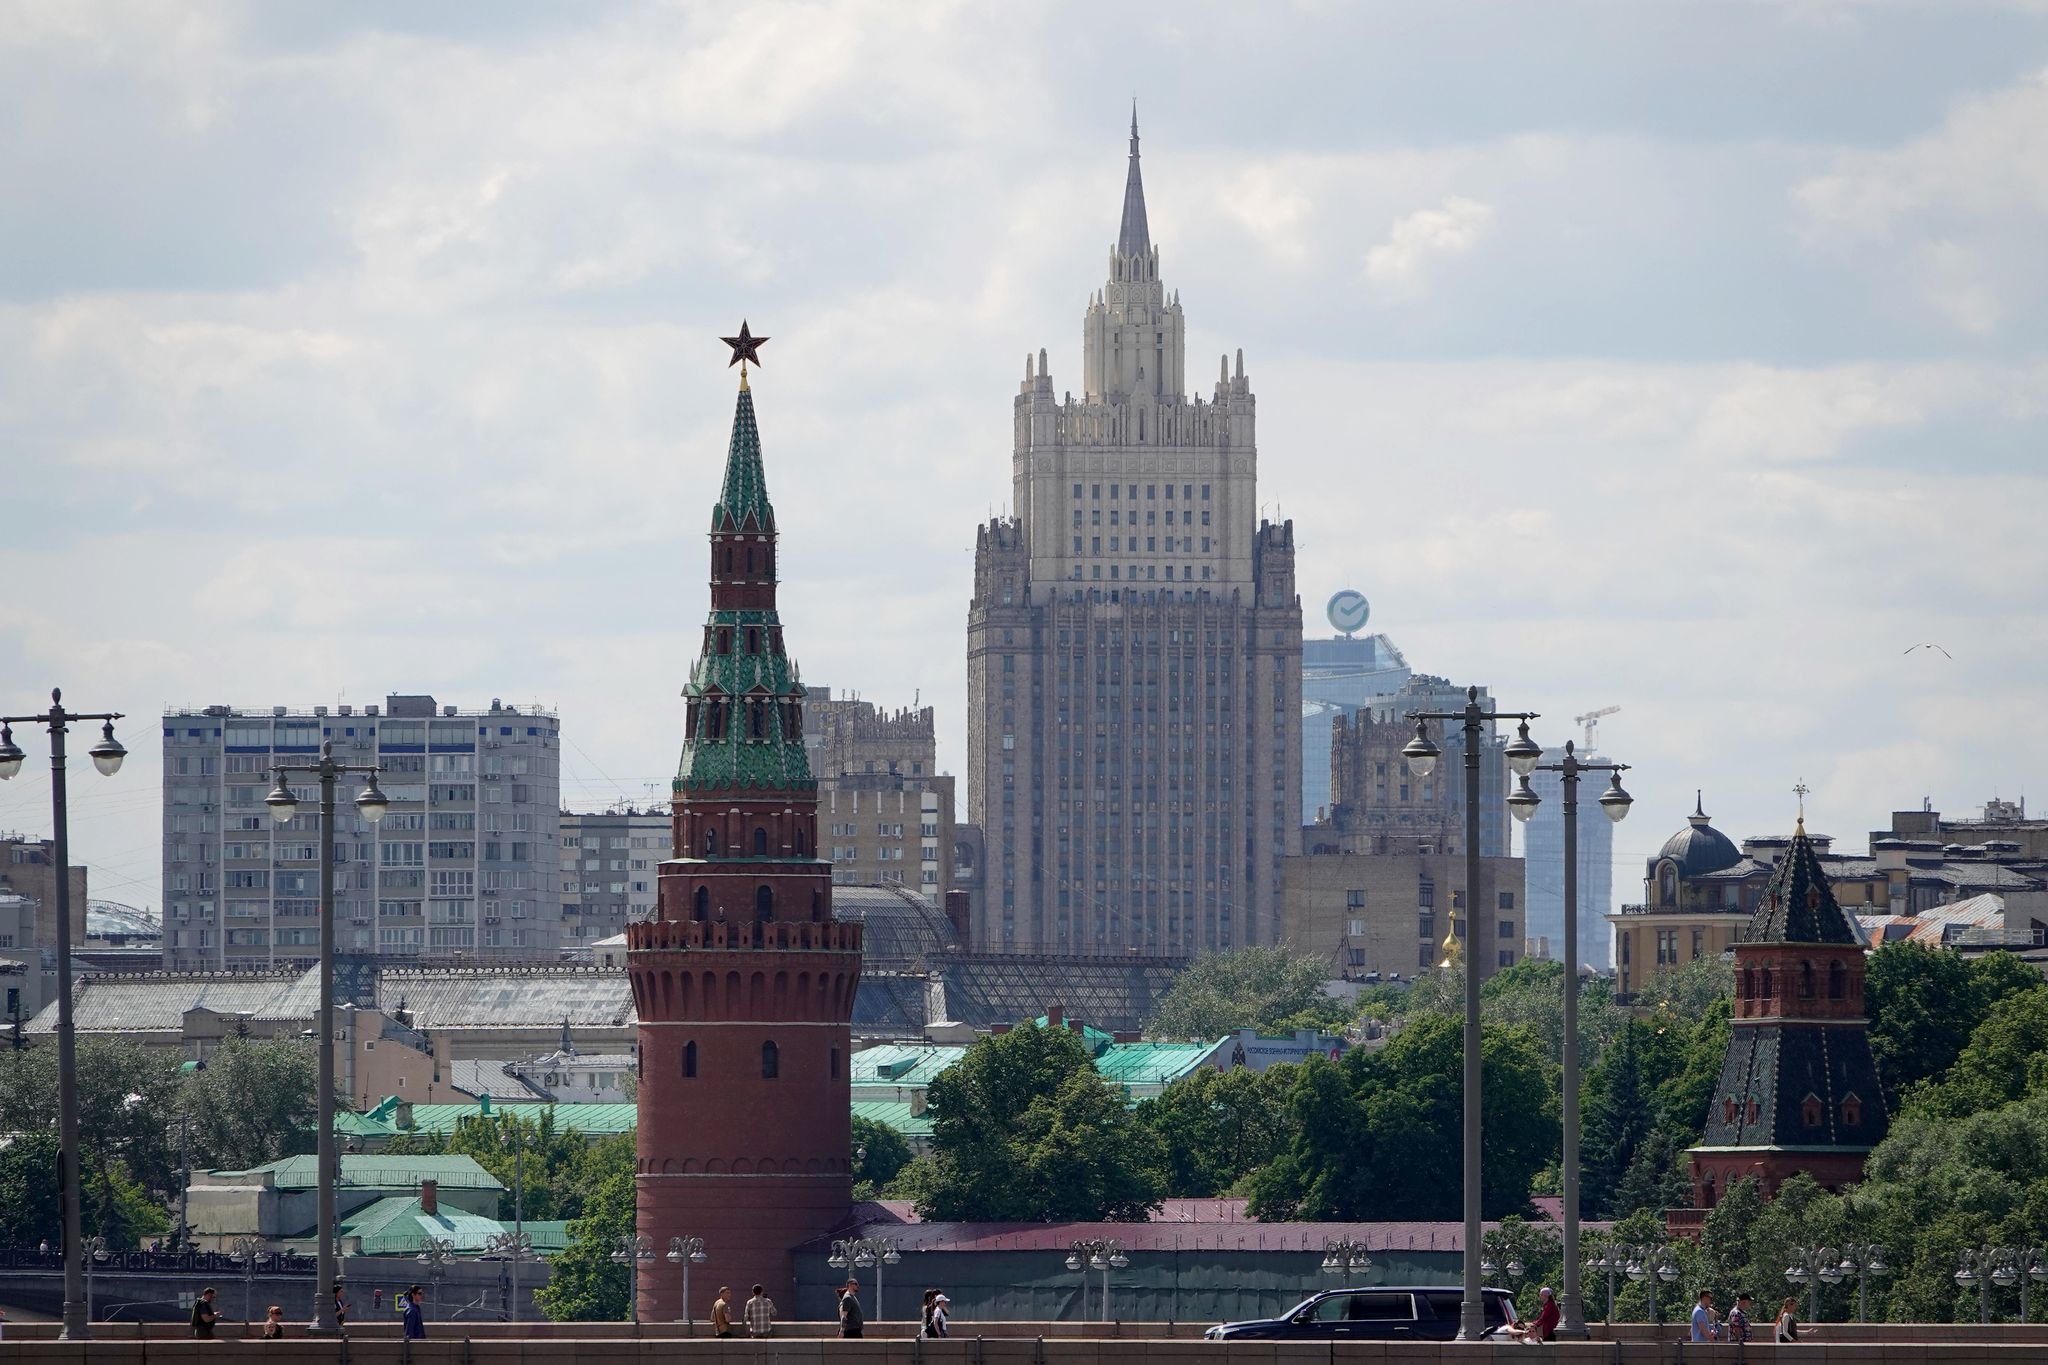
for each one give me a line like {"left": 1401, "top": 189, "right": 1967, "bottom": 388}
{"left": 3, "top": 1, "right": 2045, "bottom": 918}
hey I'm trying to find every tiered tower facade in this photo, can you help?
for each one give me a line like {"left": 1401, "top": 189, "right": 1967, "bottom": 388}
{"left": 628, "top": 370, "right": 861, "bottom": 1319}
{"left": 967, "top": 116, "right": 1303, "bottom": 955}
{"left": 1686, "top": 819, "right": 1887, "bottom": 1216}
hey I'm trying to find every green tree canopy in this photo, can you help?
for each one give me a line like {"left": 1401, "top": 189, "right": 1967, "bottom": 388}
{"left": 1911, "top": 987, "right": 2048, "bottom": 1120}
{"left": 1246, "top": 1012, "right": 1556, "bottom": 1222}
{"left": 0, "top": 1037, "right": 180, "bottom": 1247}
{"left": 179, "top": 1036, "right": 324, "bottom": 1172}
{"left": 897, "top": 1023, "right": 1163, "bottom": 1221}
{"left": 1867, "top": 945, "right": 2043, "bottom": 1102}
{"left": 1146, "top": 946, "right": 1343, "bottom": 1040}
{"left": 1134, "top": 1063, "right": 1297, "bottom": 1198}
{"left": 851, "top": 1114, "right": 912, "bottom": 1198}
{"left": 532, "top": 1130, "right": 636, "bottom": 1321}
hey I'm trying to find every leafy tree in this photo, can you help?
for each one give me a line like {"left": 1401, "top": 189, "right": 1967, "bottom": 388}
{"left": 1580, "top": 1020, "right": 1658, "bottom": 1218}
{"left": 1657, "top": 995, "right": 1731, "bottom": 1135}
{"left": 1911, "top": 987, "right": 2048, "bottom": 1120}
{"left": 1146, "top": 946, "right": 1343, "bottom": 1041}
{"left": 851, "top": 1114, "right": 912, "bottom": 1198}
{"left": 903, "top": 1023, "right": 1163, "bottom": 1221}
{"left": 384, "top": 1110, "right": 609, "bottom": 1221}
{"left": 0, "top": 1128, "right": 62, "bottom": 1247}
{"left": 0, "top": 1037, "right": 181, "bottom": 1246}
{"left": 1606, "top": 1123, "right": 1693, "bottom": 1221}
{"left": 179, "top": 1036, "right": 323, "bottom": 1172}
{"left": 532, "top": 1131, "right": 635, "bottom": 1321}
{"left": 1247, "top": 1013, "right": 1556, "bottom": 1221}
{"left": 1870, "top": 947, "right": 2044, "bottom": 1112}
{"left": 1135, "top": 1064, "right": 1297, "bottom": 1198}
{"left": 1634, "top": 953, "right": 1735, "bottom": 1024}
{"left": 1481, "top": 1215, "right": 1562, "bottom": 1319}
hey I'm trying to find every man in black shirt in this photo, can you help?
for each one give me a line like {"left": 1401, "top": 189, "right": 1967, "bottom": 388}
{"left": 190, "top": 1288, "right": 219, "bottom": 1338}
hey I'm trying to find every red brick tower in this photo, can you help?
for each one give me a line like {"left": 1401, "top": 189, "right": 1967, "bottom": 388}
{"left": 627, "top": 348, "right": 861, "bottom": 1321}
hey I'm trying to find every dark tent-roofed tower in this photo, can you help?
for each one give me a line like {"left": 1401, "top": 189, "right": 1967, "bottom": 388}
{"left": 1681, "top": 817, "right": 1887, "bottom": 1229}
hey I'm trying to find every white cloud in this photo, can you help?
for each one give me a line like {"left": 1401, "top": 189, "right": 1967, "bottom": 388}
{"left": 1363, "top": 196, "right": 1496, "bottom": 300}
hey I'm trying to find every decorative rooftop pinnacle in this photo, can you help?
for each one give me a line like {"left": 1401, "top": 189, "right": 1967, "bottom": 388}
{"left": 1745, "top": 823, "right": 1861, "bottom": 946}
{"left": 1117, "top": 106, "right": 1150, "bottom": 258}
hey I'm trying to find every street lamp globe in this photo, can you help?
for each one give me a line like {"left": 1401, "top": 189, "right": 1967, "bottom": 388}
{"left": 1504, "top": 720, "right": 1543, "bottom": 777}
{"left": 266, "top": 779, "right": 299, "bottom": 823}
{"left": 884, "top": 1246, "right": 902, "bottom": 1266}
{"left": 1993, "top": 1263, "right": 2018, "bottom": 1288}
{"left": 1657, "top": 1263, "right": 1679, "bottom": 1284}
{"left": 356, "top": 776, "right": 390, "bottom": 824}
{"left": 1507, "top": 774, "right": 1541, "bottom": 823}
{"left": 1401, "top": 720, "right": 1440, "bottom": 777}
{"left": 1599, "top": 774, "right": 1634, "bottom": 823}
{"left": 1109, "top": 1251, "right": 1130, "bottom": 1270}
{"left": 1066, "top": 1254, "right": 1082, "bottom": 1272}
{"left": 88, "top": 720, "right": 126, "bottom": 777}
{"left": 0, "top": 724, "right": 25, "bottom": 780}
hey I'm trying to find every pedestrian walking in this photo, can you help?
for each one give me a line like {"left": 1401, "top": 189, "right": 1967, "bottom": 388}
{"left": 744, "top": 1284, "right": 776, "bottom": 1338}
{"left": 402, "top": 1286, "right": 426, "bottom": 1339}
{"left": 1774, "top": 1297, "right": 1801, "bottom": 1342}
{"left": 261, "top": 1306, "right": 286, "bottom": 1339}
{"left": 1690, "top": 1289, "right": 1720, "bottom": 1343}
{"left": 1508, "top": 1287, "right": 1558, "bottom": 1342}
{"left": 191, "top": 1287, "right": 220, "bottom": 1338}
{"left": 373, "top": 1287, "right": 384, "bottom": 1313}
{"left": 333, "top": 1283, "right": 350, "bottom": 1329}
{"left": 930, "top": 1292, "right": 951, "bottom": 1338}
{"left": 711, "top": 1286, "right": 734, "bottom": 1338}
{"left": 920, "top": 1289, "right": 937, "bottom": 1337}
{"left": 1726, "top": 1292, "right": 1752, "bottom": 1343}
{"left": 838, "top": 1279, "right": 865, "bottom": 1338}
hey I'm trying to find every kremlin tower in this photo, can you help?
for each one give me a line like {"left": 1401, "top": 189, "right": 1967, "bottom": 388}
{"left": 627, "top": 330, "right": 862, "bottom": 1320}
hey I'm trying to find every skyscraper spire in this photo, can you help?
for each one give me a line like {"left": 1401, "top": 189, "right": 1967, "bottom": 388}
{"left": 1118, "top": 102, "right": 1150, "bottom": 257}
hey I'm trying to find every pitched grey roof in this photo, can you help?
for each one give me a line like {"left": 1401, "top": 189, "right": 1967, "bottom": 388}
{"left": 27, "top": 968, "right": 318, "bottom": 1035}
{"left": 375, "top": 967, "right": 633, "bottom": 1031}
{"left": 446, "top": 1058, "right": 548, "bottom": 1101}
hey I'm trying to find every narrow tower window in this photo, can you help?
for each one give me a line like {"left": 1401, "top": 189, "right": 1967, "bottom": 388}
{"left": 682, "top": 1041, "right": 697, "bottom": 1078}
{"left": 692, "top": 886, "right": 708, "bottom": 921}
{"left": 753, "top": 827, "right": 769, "bottom": 856}
{"left": 756, "top": 885, "right": 774, "bottom": 921}
{"left": 761, "top": 1040, "right": 779, "bottom": 1079}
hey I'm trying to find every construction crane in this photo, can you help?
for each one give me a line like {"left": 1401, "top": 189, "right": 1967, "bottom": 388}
{"left": 1574, "top": 705, "right": 1620, "bottom": 753}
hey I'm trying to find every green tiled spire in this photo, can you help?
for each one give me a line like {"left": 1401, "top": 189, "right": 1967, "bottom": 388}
{"left": 711, "top": 384, "right": 775, "bottom": 533}
{"left": 676, "top": 381, "right": 812, "bottom": 795}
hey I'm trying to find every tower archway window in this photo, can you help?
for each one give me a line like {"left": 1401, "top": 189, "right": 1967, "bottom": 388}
{"left": 1799, "top": 961, "right": 1815, "bottom": 999}
{"left": 794, "top": 828, "right": 807, "bottom": 857}
{"left": 1801, "top": 1094, "right": 1823, "bottom": 1127}
{"left": 717, "top": 628, "right": 732, "bottom": 656}
{"left": 761, "top": 1040, "right": 779, "bottom": 1079}
{"left": 753, "top": 827, "right": 769, "bottom": 856}
{"left": 750, "top": 700, "right": 766, "bottom": 739}
{"left": 756, "top": 885, "right": 774, "bottom": 921}
{"left": 831, "top": 1046, "right": 841, "bottom": 1080}
{"left": 723, "top": 546, "right": 733, "bottom": 574}
{"left": 704, "top": 828, "right": 719, "bottom": 856}
{"left": 1760, "top": 967, "right": 1773, "bottom": 999}
{"left": 812, "top": 889, "right": 823, "bottom": 922}
{"left": 693, "top": 886, "right": 709, "bottom": 921}
{"left": 746, "top": 627, "right": 760, "bottom": 654}
{"left": 746, "top": 547, "right": 755, "bottom": 575}
{"left": 682, "top": 1041, "right": 697, "bottom": 1078}
{"left": 1828, "top": 959, "right": 1846, "bottom": 1000}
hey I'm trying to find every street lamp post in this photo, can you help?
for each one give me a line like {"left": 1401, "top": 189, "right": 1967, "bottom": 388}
{"left": 483, "top": 1230, "right": 534, "bottom": 1323}
{"left": 1531, "top": 740, "right": 1631, "bottom": 1338}
{"left": 1586, "top": 1248, "right": 1622, "bottom": 1322}
{"left": 1402, "top": 690, "right": 1543, "bottom": 1341}
{"left": 1065, "top": 1238, "right": 1130, "bottom": 1323}
{"left": 231, "top": 1236, "right": 263, "bottom": 1325}
{"left": 0, "top": 690, "right": 127, "bottom": 1341}
{"left": 1480, "top": 1249, "right": 1529, "bottom": 1298}
{"left": 83, "top": 1236, "right": 107, "bottom": 1324}
{"left": 1320, "top": 1237, "right": 1372, "bottom": 1285}
{"left": 264, "top": 743, "right": 386, "bottom": 1335}
{"left": 830, "top": 1236, "right": 902, "bottom": 1324}
{"left": 1786, "top": 1244, "right": 1843, "bottom": 1324}
{"left": 1836, "top": 1243, "right": 1888, "bottom": 1322}
{"left": 415, "top": 1237, "right": 456, "bottom": 1321}
{"left": 1622, "top": 1244, "right": 1681, "bottom": 1325}
{"left": 1956, "top": 1246, "right": 2045, "bottom": 1324}
{"left": 610, "top": 1234, "right": 654, "bottom": 1323}
{"left": 665, "top": 1235, "right": 709, "bottom": 1331}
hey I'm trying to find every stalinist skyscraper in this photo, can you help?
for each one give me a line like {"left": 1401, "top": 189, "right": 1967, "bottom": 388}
{"left": 967, "top": 117, "right": 1302, "bottom": 956}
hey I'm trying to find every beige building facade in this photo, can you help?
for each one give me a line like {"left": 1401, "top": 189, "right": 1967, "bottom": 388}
{"left": 0, "top": 832, "right": 87, "bottom": 954}
{"left": 1281, "top": 848, "right": 1526, "bottom": 980}
{"left": 967, "top": 118, "right": 1302, "bottom": 955}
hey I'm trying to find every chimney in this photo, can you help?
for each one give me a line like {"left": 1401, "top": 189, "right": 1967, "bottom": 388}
{"left": 1045, "top": 1004, "right": 1064, "bottom": 1030}
{"left": 420, "top": 1179, "right": 438, "bottom": 1216}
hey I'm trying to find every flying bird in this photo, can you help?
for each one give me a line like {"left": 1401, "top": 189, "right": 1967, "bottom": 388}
{"left": 1903, "top": 644, "right": 1953, "bottom": 659}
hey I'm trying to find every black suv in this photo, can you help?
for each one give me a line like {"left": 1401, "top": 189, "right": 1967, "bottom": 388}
{"left": 1205, "top": 1287, "right": 1520, "bottom": 1341}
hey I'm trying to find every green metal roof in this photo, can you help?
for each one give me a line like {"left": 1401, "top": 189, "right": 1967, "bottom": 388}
{"left": 226, "top": 1154, "right": 504, "bottom": 1192}
{"left": 1095, "top": 1041, "right": 1223, "bottom": 1089}
{"left": 401, "top": 1101, "right": 638, "bottom": 1138}
{"left": 522, "top": 1221, "right": 574, "bottom": 1254}
{"left": 337, "top": 1197, "right": 509, "bottom": 1256}
{"left": 848, "top": 1043, "right": 969, "bottom": 1089}
{"left": 851, "top": 1099, "right": 933, "bottom": 1140}
{"left": 334, "top": 1110, "right": 403, "bottom": 1140}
